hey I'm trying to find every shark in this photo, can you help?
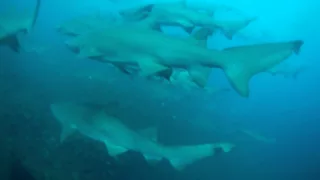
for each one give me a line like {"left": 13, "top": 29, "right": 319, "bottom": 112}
{"left": 0, "top": 0, "right": 41, "bottom": 52}
{"left": 119, "top": 1, "right": 256, "bottom": 39}
{"left": 50, "top": 102, "right": 235, "bottom": 170}
{"left": 66, "top": 27, "right": 213, "bottom": 82}
{"left": 65, "top": 24, "right": 303, "bottom": 97}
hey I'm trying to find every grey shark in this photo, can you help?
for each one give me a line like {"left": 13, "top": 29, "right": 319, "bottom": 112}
{"left": 0, "top": 0, "right": 41, "bottom": 52}
{"left": 65, "top": 24, "right": 303, "bottom": 97}
{"left": 66, "top": 27, "right": 213, "bottom": 82}
{"left": 50, "top": 102, "right": 235, "bottom": 170}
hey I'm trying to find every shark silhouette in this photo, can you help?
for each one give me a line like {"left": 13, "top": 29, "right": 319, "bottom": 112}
{"left": 50, "top": 102, "right": 235, "bottom": 170}
{"left": 65, "top": 24, "right": 303, "bottom": 97}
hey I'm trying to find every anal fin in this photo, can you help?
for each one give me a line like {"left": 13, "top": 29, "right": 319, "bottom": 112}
{"left": 138, "top": 59, "right": 169, "bottom": 77}
{"left": 188, "top": 66, "right": 212, "bottom": 88}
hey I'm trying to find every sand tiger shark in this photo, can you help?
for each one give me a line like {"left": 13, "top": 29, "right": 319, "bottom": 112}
{"left": 66, "top": 27, "right": 213, "bottom": 82}
{"left": 65, "top": 23, "right": 303, "bottom": 97}
{"left": 119, "top": 1, "right": 256, "bottom": 39}
{"left": 0, "top": 0, "right": 41, "bottom": 52}
{"left": 50, "top": 102, "right": 235, "bottom": 170}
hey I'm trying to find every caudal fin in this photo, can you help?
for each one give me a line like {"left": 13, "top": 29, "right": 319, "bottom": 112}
{"left": 27, "top": 0, "right": 41, "bottom": 32}
{"left": 218, "top": 17, "right": 257, "bottom": 40}
{"left": 219, "top": 40, "right": 304, "bottom": 97}
{"left": 167, "top": 142, "right": 234, "bottom": 170}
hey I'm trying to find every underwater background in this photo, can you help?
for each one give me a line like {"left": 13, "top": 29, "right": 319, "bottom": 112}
{"left": 1, "top": 0, "right": 320, "bottom": 180}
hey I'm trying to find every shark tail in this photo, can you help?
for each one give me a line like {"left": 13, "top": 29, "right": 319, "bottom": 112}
{"left": 218, "top": 17, "right": 257, "bottom": 40}
{"left": 167, "top": 143, "right": 234, "bottom": 170}
{"left": 217, "top": 40, "right": 303, "bottom": 97}
{"left": 27, "top": 0, "right": 41, "bottom": 32}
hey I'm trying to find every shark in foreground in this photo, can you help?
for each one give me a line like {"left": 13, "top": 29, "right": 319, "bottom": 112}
{"left": 119, "top": 1, "right": 256, "bottom": 39}
{"left": 65, "top": 24, "right": 303, "bottom": 97}
{"left": 66, "top": 26, "right": 213, "bottom": 82}
{"left": 50, "top": 102, "right": 235, "bottom": 170}
{"left": 0, "top": 0, "right": 41, "bottom": 52}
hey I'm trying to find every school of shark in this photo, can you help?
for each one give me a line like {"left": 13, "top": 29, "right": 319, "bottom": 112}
{"left": 0, "top": 0, "right": 305, "bottom": 170}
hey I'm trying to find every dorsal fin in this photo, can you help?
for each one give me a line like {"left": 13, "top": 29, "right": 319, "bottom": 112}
{"left": 138, "top": 127, "right": 158, "bottom": 142}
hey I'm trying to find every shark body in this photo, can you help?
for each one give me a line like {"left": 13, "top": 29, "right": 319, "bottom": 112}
{"left": 66, "top": 26, "right": 212, "bottom": 82}
{"left": 119, "top": 1, "right": 256, "bottom": 39}
{"left": 65, "top": 24, "right": 303, "bottom": 97}
{"left": 50, "top": 102, "right": 234, "bottom": 170}
{"left": 0, "top": 0, "right": 41, "bottom": 52}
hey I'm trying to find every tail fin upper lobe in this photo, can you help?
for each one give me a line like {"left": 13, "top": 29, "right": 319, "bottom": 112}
{"left": 219, "top": 40, "right": 304, "bottom": 97}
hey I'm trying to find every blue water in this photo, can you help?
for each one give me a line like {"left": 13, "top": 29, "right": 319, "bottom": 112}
{"left": 1, "top": 0, "right": 320, "bottom": 180}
